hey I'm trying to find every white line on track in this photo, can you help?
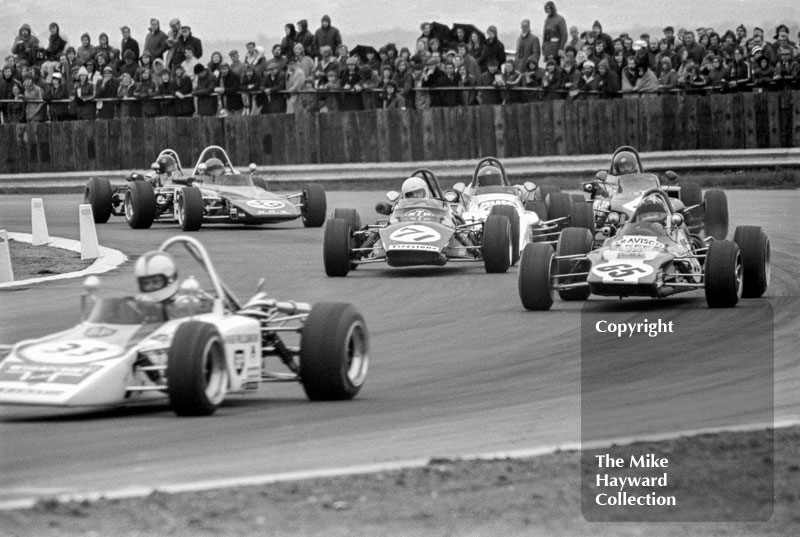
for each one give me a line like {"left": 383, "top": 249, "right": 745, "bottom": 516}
{"left": 1, "top": 418, "right": 796, "bottom": 512}
{"left": 0, "top": 233, "right": 126, "bottom": 289}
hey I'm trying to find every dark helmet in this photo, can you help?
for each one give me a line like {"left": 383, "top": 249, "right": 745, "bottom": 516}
{"left": 476, "top": 165, "right": 503, "bottom": 187}
{"left": 634, "top": 195, "right": 668, "bottom": 224}
{"left": 612, "top": 151, "right": 639, "bottom": 175}
{"left": 204, "top": 157, "right": 225, "bottom": 176}
{"left": 158, "top": 155, "right": 178, "bottom": 174}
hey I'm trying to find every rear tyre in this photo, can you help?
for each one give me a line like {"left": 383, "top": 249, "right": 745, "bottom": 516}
{"left": 546, "top": 192, "right": 572, "bottom": 228}
{"left": 300, "top": 302, "right": 368, "bottom": 400}
{"left": 555, "top": 227, "right": 593, "bottom": 301}
{"left": 84, "top": 177, "right": 113, "bottom": 224}
{"left": 679, "top": 181, "right": 703, "bottom": 207}
{"left": 323, "top": 218, "right": 352, "bottom": 277}
{"left": 302, "top": 183, "right": 327, "bottom": 227}
{"left": 703, "top": 189, "right": 729, "bottom": 240}
{"left": 489, "top": 205, "right": 520, "bottom": 264}
{"left": 483, "top": 214, "right": 512, "bottom": 273}
{"left": 704, "top": 240, "right": 742, "bottom": 308}
{"left": 124, "top": 180, "right": 157, "bottom": 229}
{"left": 332, "top": 208, "right": 362, "bottom": 232}
{"left": 176, "top": 186, "right": 204, "bottom": 231}
{"left": 537, "top": 184, "right": 561, "bottom": 202}
{"left": 167, "top": 322, "right": 228, "bottom": 416}
{"left": 524, "top": 200, "right": 548, "bottom": 221}
{"left": 518, "top": 243, "right": 555, "bottom": 310}
{"left": 734, "top": 225, "right": 770, "bottom": 298}
{"left": 569, "top": 196, "right": 595, "bottom": 233}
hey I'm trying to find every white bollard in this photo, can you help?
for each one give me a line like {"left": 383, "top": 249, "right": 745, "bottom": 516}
{"left": 31, "top": 197, "right": 50, "bottom": 246}
{"left": 78, "top": 204, "right": 100, "bottom": 260}
{"left": 0, "top": 230, "right": 14, "bottom": 283}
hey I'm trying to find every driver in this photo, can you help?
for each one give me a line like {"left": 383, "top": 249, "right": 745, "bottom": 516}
{"left": 476, "top": 165, "right": 503, "bottom": 187}
{"left": 134, "top": 251, "right": 180, "bottom": 304}
{"left": 612, "top": 151, "right": 639, "bottom": 175}
{"left": 401, "top": 176, "right": 430, "bottom": 199}
{"left": 628, "top": 195, "right": 669, "bottom": 235}
{"left": 204, "top": 157, "right": 226, "bottom": 179}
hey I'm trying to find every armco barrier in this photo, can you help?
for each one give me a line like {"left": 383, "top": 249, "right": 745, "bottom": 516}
{"left": 0, "top": 90, "right": 798, "bottom": 175}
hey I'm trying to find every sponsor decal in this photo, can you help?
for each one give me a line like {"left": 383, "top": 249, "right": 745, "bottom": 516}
{"left": 224, "top": 333, "right": 259, "bottom": 344}
{"left": 19, "top": 340, "right": 123, "bottom": 364}
{"left": 389, "top": 224, "right": 441, "bottom": 243}
{"left": 234, "top": 350, "right": 245, "bottom": 374}
{"left": 478, "top": 199, "right": 515, "bottom": 210}
{"left": 246, "top": 200, "right": 286, "bottom": 210}
{"left": 614, "top": 236, "right": 665, "bottom": 250}
{"left": 0, "top": 386, "right": 65, "bottom": 396}
{"left": 592, "top": 261, "right": 654, "bottom": 283}
{"left": 387, "top": 244, "right": 440, "bottom": 252}
{"left": 83, "top": 326, "right": 117, "bottom": 338}
{"left": 256, "top": 210, "right": 290, "bottom": 216}
{"left": 403, "top": 209, "right": 434, "bottom": 219}
{"left": 0, "top": 361, "right": 102, "bottom": 384}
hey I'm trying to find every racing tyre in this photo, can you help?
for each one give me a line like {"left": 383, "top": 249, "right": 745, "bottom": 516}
{"left": 300, "top": 302, "right": 368, "bottom": 400}
{"left": 569, "top": 195, "right": 595, "bottom": 234}
{"left": 703, "top": 189, "right": 729, "bottom": 240}
{"left": 704, "top": 240, "right": 742, "bottom": 308}
{"left": 483, "top": 214, "right": 512, "bottom": 273}
{"left": 555, "top": 227, "right": 593, "bottom": 301}
{"left": 518, "top": 243, "right": 555, "bottom": 310}
{"left": 252, "top": 176, "right": 268, "bottom": 190}
{"left": 733, "top": 225, "right": 770, "bottom": 298}
{"left": 124, "top": 180, "right": 157, "bottom": 229}
{"left": 302, "top": 183, "right": 327, "bottom": 227}
{"left": 538, "top": 184, "right": 561, "bottom": 202}
{"left": 333, "top": 208, "right": 362, "bottom": 232}
{"left": 176, "top": 186, "right": 204, "bottom": 231}
{"left": 546, "top": 192, "right": 572, "bottom": 228}
{"left": 524, "top": 200, "right": 548, "bottom": 221}
{"left": 679, "top": 181, "right": 703, "bottom": 207}
{"left": 489, "top": 205, "right": 520, "bottom": 264}
{"left": 323, "top": 218, "right": 352, "bottom": 277}
{"left": 84, "top": 177, "right": 113, "bottom": 224}
{"left": 167, "top": 322, "right": 229, "bottom": 416}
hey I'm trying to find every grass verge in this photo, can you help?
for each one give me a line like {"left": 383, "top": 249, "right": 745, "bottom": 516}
{"left": 6, "top": 239, "right": 92, "bottom": 281}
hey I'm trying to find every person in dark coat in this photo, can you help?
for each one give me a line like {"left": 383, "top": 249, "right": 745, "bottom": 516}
{"left": 176, "top": 26, "right": 203, "bottom": 62}
{"left": 95, "top": 66, "right": 118, "bottom": 118}
{"left": 281, "top": 23, "right": 298, "bottom": 61}
{"left": 156, "top": 70, "right": 176, "bottom": 116}
{"left": 596, "top": 59, "right": 619, "bottom": 96}
{"left": 144, "top": 19, "right": 169, "bottom": 60}
{"left": 172, "top": 65, "right": 194, "bottom": 117}
{"left": 591, "top": 21, "right": 613, "bottom": 54}
{"left": 215, "top": 63, "right": 244, "bottom": 114}
{"left": 192, "top": 64, "right": 217, "bottom": 116}
{"left": 476, "top": 26, "right": 506, "bottom": 73}
{"left": 479, "top": 59, "right": 503, "bottom": 104}
{"left": 41, "top": 23, "right": 67, "bottom": 77}
{"left": 262, "top": 60, "right": 287, "bottom": 114}
{"left": 296, "top": 20, "right": 315, "bottom": 58}
{"left": 11, "top": 23, "right": 39, "bottom": 66}
{"left": 516, "top": 19, "right": 541, "bottom": 73}
{"left": 313, "top": 15, "right": 342, "bottom": 58}
{"left": 120, "top": 26, "right": 140, "bottom": 63}
{"left": 45, "top": 72, "right": 71, "bottom": 120}
{"left": 72, "top": 66, "right": 96, "bottom": 119}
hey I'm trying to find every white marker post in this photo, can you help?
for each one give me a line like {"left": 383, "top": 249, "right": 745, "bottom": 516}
{"left": 0, "top": 230, "right": 14, "bottom": 283}
{"left": 78, "top": 204, "right": 99, "bottom": 260}
{"left": 31, "top": 197, "right": 50, "bottom": 246}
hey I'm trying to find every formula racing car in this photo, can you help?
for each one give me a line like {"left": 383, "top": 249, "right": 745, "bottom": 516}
{"left": 0, "top": 236, "right": 368, "bottom": 416}
{"left": 323, "top": 168, "right": 513, "bottom": 276}
{"left": 582, "top": 146, "right": 728, "bottom": 242}
{"left": 518, "top": 189, "right": 769, "bottom": 310}
{"left": 84, "top": 145, "right": 326, "bottom": 231}
{"left": 449, "top": 157, "right": 594, "bottom": 264}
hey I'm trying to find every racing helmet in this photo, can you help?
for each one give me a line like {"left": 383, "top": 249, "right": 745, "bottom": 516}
{"left": 134, "top": 251, "right": 179, "bottom": 303}
{"left": 401, "top": 177, "right": 430, "bottom": 199}
{"left": 204, "top": 158, "right": 225, "bottom": 176}
{"left": 476, "top": 166, "right": 503, "bottom": 187}
{"left": 158, "top": 155, "right": 177, "bottom": 174}
{"left": 633, "top": 195, "right": 668, "bottom": 224}
{"left": 612, "top": 151, "right": 639, "bottom": 175}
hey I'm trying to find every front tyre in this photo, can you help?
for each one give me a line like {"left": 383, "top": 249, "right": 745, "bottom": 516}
{"left": 302, "top": 183, "right": 327, "bottom": 227}
{"left": 483, "top": 214, "right": 512, "bottom": 273}
{"left": 84, "top": 177, "right": 113, "bottom": 223}
{"left": 704, "top": 240, "right": 742, "bottom": 308}
{"left": 489, "top": 205, "right": 520, "bottom": 265}
{"left": 124, "top": 180, "right": 157, "bottom": 229}
{"left": 176, "top": 186, "right": 204, "bottom": 231}
{"left": 167, "top": 322, "right": 229, "bottom": 416}
{"left": 734, "top": 225, "right": 770, "bottom": 298}
{"left": 518, "top": 243, "right": 555, "bottom": 310}
{"left": 300, "top": 302, "right": 368, "bottom": 400}
{"left": 703, "top": 189, "right": 729, "bottom": 240}
{"left": 555, "top": 227, "right": 593, "bottom": 301}
{"left": 323, "top": 218, "right": 352, "bottom": 277}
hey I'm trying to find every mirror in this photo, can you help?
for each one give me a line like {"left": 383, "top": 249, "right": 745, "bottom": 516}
{"left": 665, "top": 170, "right": 677, "bottom": 181}
{"left": 595, "top": 171, "right": 608, "bottom": 181}
{"left": 248, "top": 163, "right": 257, "bottom": 172}
{"left": 583, "top": 183, "right": 595, "bottom": 193}
{"left": 151, "top": 162, "right": 160, "bottom": 171}
{"left": 670, "top": 213, "right": 684, "bottom": 227}
{"left": 386, "top": 190, "right": 400, "bottom": 202}
{"left": 452, "top": 182, "right": 465, "bottom": 193}
{"left": 375, "top": 201, "right": 393, "bottom": 215}
{"left": 523, "top": 181, "right": 536, "bottom": 192}
{"left": 606, "top": 212, "right": 620, "bottom": 225}
{"left": 197, "top": 163, "right": 207, "bottom": 175}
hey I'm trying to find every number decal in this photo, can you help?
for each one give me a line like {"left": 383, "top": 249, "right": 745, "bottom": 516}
{"left": 594, "top": 264, "right": 649, "bottom": 278}
{"left": 389, "top": 225, "right": 441, "bottom": 243}
{"left": 20, "top": 340, "right": 123, "bottom": 364}
{"left": 592, "top": 261, "right": 654, "bottom": 282}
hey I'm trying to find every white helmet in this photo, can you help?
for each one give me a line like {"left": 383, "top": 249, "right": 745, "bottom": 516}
{"left": 401, "top": 177, "right": 430, "bottom": 198}
{"left": 134, "top": 251, "right": 179, "bottom": 302}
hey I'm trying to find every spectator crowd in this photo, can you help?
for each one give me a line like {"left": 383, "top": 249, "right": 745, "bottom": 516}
{"left": 1, "top": 2, "right": 799, "bottom": 124}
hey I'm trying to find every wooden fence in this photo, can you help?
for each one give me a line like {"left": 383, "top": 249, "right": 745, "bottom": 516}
{"left": 1, "top": 90, "right": 798, "bottom": 174}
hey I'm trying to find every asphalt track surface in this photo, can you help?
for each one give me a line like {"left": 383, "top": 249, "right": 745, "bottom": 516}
{"left": 0, "top": 191, "right": 797, "bottom": 506}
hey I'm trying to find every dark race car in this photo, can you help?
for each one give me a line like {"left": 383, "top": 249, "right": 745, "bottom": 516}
{"left": 323, "top": 168, "right": 513, "bottom": 276}
{"left": 582, "top": 146, "right": 729, "bottom": 243}
{"left": 518, "top": 189, "right": 770, "bottom": 310}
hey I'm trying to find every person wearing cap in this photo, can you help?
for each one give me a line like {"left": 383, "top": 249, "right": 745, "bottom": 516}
{"left": 262, "top": 60, "right": 287, "bottom": 114}
{"left": 44, "top": 71, "right": 70, "bottom": 121}
{"left": 72, "top": 65, "right": 96, "bottom": 119}
{"left": 476, "top": 25, "right": 506, "bottom": 73}
{"left": 542, "top": 1, "right": 567, "bottom": 64}
{"left": 576, "top": 59, "right": 598, "bottom": 96}
{"left": 145, "top": 19, "right": 169, "bottom": 60}
{"left": 565, "top": 25, "right": 584, "bottom": 55}
{"left": 773, "top": 46, "right": 799, "bottom": 87}
{"left": 11, "top": 23, "right": 39, "bottom": 66}
{"left": 313, "top": 15, "right": 342, "bottom": 59}
{"left": 94, "top": 65, "right": 118, "bottom": 119}
{"left": 663, "top": 26, "right": 675, "bottom": 47}
{"left": 749, "top": 34, "right": 777, "bottom": 66}
{"left": 120, "top": 26, "right": 140, "bottom": 63}
{"left": 165, "top": 18, "right": 183, "bottom": 69}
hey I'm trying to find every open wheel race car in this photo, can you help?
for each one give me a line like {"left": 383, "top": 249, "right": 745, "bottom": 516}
{"left": 323, "top": 168, "right": 514, "bottom": 276}
{"left": 0, "top": 236, "right": 368, "bottom": 416}
{"left": 451, "top": 156, "right": 594, "bottom": 264}
{"left": 518, "top": 189, "right": 769, "bottom": 310}
{"left": 582, "top": 146, "right": 729, "bottom": 243}
{"left": 84, "top": 145, "right": 326, "bottom": 231}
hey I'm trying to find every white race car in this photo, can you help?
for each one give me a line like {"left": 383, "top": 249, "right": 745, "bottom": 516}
{"left": 0, "top": 236, "right": 368, "bottom": 416}
{"left": 450, "top": 157, "right": 594, "bottom": 264}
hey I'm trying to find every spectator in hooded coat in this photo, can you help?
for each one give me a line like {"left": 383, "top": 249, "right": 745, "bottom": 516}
{"left": 95, "top": 33, "right": 119, "bottom": 66}
{"left": 596, "top": 59, "right": 619, "bottom": 96}
{"left": 657, "top": 57, "right": 679, "bottom": 90}
{"left": 42, "top": 23, "right": 67, "bottom": 78}
{"left": 281, "top": 24, "right": 298, "bottom": 61}
{"left": 313, "top": 15, "right": 342, "bottom": 58}
{"left": 144, "top": 19, "right": 169, "bottom": 59}
{"left": 542, "top": 2, "right": 568, "bottom": 63}
{"left": 296, "top": 20, "right": 315, "bottom": 58}
{"left": 591, "top": 21, "right": 614, "bottom": 53}
{"left": 119, "top": 49, "right": 139, "bottom": 80}
{"left": 11, "top": 24, "right": 39, "bottom": 66}
{"left": 76, "top": 33, "right": 96, "bottom": 65}
{"left": 752, "top": 55, "right": 774, "bottom": 86}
